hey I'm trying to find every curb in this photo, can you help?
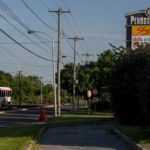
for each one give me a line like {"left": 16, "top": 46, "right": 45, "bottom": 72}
{"left": 112, "top": 128, "right": 148, "bottom": 150}
{"left": 24, "top": 123, "right": 48, "bottom": 150}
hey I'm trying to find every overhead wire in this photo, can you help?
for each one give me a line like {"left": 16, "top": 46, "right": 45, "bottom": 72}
{"left": 0, "top": 0, "right": 57, "bottom": 59}
{"left": 61, "top": 0, "right": 92, "bottom": 63}
{"left": 37, "top": 0, "right": 77, "bottom": 62}
{"left": 39, "top": 0, "right": 83, "bottom": 63}
{"left": 0, "top": 44, "right": 51, "bottom": 68}
{"left": 0, "top": 41, "right": 50, "bottom": 45}
{"left": 0, "top": 29, "right": 51, "bottom": 62}
{"left": 52, "top": 0, "right": 83, "bottom": 63}
{"left": 0, "top": 0, "right": 30, "bottom": 30}
{"left": 0, "top": 0, "right": 56, "bottom": 80}
{"left": 21, "top": 0, "right": 57, "bottom": 33}
{"left": 0, "top": 15, "right": 50, "bottom": 54}
{"left": 0, "top": 0, "right": 83, "bottom": 64}
{"left": 61, "top": 0, "right": 89, "bottom": 50}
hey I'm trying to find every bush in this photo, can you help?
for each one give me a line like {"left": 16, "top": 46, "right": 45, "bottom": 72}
{"left": 110, "top": 47, "right": 150, "bottom": 125}
{"left": 91, "top": 93, "right": 111, "bottom": 111}
{"left": 91, "top": 100, "right": 111, "bottom": 111}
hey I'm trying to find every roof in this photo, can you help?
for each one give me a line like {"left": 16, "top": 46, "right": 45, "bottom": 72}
{"left": 0, "top": 87, "right": 12, "bottom": 91}
{"left": 125, "top": 9, "right": 145, "bottom": 17}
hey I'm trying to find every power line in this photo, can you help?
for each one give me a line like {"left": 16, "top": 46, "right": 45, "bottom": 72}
{"left": 0, "top": 0, "right": 30, "bottom": 30}
{"left": 61, "top": 0, "right": 90, "bottom": 50}
{"left": 0, "top": 41, "right": 50, "bottom": 45}
{"left": 0, "top": 45, "right": 50, "bottom": 68}
{"left": 0, "top": 15, "right": 50, "bottom": 54}
{"left": 0, "top": 29, "right": 51, "bottom": 62}
{"left": 0, "top": 1, "right": 53, "bottom": 55}
{"left": 36, "top": 0, "right": 80, "bottom": 61}
{"left": 21, "top": 0, "right": 57, "bottom": 32}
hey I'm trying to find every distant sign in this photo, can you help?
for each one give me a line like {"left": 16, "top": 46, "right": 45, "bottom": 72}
{"left": 87, "top": 90, "right": 92, "bottom": 98}
{"left": 131, "top": 26, "right": 150, "bottom": 49}
{"left": 92, "top": 88, "right": 98, "bottom": 96}
{"left": 126, "top": 8, "right": 150, "bottom": 48}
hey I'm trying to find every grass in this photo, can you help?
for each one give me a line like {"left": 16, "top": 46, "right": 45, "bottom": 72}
{"left": 0, "top": 125, "right": 43, "bottom": 150}
{"left": 116, "top": 124, "right": 150, "bottom": 149}
{"left": 0, "top": 108, "right": 113, "bottom": 150}
{"left": 48, "top": 108, "right": 114, "bottom": 121}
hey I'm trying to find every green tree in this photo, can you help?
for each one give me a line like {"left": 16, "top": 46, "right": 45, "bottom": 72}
{"left": 110, "top": 47, "right": 150, "bottom": 125}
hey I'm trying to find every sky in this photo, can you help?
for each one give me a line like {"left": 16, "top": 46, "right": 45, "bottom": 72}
{"left": 0, "top": 0, "right": 150, "bottom": 83}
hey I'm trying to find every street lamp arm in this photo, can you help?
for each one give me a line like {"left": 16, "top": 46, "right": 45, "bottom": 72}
{"left": 27, "top": 30, "right": 54, "bottom": 42}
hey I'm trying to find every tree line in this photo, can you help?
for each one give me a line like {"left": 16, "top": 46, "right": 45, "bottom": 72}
{"left": 1, "top": 44, "right": 150, "bottom": 125}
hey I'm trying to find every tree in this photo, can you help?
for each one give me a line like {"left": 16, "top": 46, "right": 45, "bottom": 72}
{"left": 110, "top": 47, "right": 150, "bottom": 125}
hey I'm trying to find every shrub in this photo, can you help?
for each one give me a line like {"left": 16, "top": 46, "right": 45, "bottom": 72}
{"left": 110, "top": 47, "right": 150, "bottom": 125}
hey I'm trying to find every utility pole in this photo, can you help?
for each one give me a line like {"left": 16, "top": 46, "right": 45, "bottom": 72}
{"left": 68, "top": 36, "right": 84, "bottom": 110}
{"left": 82, "top": 52, "right": 94, "bottom": 64}
{"left": 49, "top": 8, "right": 70, "bottom": 116}
{"left": 18, "top": 70, "right": 22, "bottom": 106}
{"left": 40, "top": 77, "right": 43, "bottom": 105}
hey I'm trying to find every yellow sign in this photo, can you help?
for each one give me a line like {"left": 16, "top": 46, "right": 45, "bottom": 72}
{"left": 87, "top": 90, "right": 92, "bottom": 98}
{"left": 132, "top": 26, "right": 150, "bottom": 36}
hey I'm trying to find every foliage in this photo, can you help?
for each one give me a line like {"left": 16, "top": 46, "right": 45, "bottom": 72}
{"left": 0, "top": 125, "right": 43, "bottom": 150}
{"left": 60, "top": 45, "right": 123, "bottom": 111}
{"left": 0, "top": 71, "right": 55, "bottom": 105}
{"left": 116, "top": 124, "right": 150, "bottom": 149}
{"left": 110, "top": 47, "right": 150, "bottom": 125}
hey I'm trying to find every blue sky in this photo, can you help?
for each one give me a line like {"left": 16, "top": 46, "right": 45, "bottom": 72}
{"left": 0, "top": 0, "right": 150, "bottom": 82}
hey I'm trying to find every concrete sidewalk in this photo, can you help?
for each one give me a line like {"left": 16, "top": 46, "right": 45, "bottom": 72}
{"left": 38, "top": 124, "right": 131, "bottom": 150}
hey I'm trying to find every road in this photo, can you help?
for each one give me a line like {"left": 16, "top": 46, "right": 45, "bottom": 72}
{"left": 38, "top": 124, "right": 131, "bottom": 150}
{"left": 0, "top": 106, "right": 52, "bottom": 127}
{"left": 0, "top": 104, "right": 73, "bottom": 127}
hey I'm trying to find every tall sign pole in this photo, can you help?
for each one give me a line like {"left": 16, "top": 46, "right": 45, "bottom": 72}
{"left": 49, "top": 8, "right": 70, "bottom": 116}
{"left": 68, "top": 36, "right": 84, "bottom": 110}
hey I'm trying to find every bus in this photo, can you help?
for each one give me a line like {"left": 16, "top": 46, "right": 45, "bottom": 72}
{"left": 0, "top": 87, "right": 12, "bottom": 107}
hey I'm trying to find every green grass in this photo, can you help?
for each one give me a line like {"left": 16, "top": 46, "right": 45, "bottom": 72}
{"left": 49, "top": 108, "right": 113, "bottom": 121}
{"left": 116, "top": 125, "right": 150, "bottom": 149}
{"left": 0, "top": 109, "right": 113, "bottom": 150}
{"left": 0, "top": 125, "right": 43, "bottom": 150}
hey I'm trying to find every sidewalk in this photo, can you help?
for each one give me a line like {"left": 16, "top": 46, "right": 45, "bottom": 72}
{"left": 38, "top": 124, "right": 131, "bottom": 150}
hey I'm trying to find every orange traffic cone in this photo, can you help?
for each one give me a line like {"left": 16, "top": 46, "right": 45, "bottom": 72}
{"left": 38, "top": 109, "right": 47, "bottom": 121}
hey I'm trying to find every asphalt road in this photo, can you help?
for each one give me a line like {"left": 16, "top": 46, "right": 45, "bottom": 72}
{"left": 0, "top": 104, "right": 73, "bottom": 127}
{"left": 38, "top": 125, "right": 131, "bottom": 150}
{"left": 0, "top": 107, "right": 52, "bottom": 127}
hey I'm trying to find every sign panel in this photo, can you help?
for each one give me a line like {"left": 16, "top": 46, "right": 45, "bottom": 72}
{"left": 92, "top": 88, "right": 98, "bottom": 96}
{"left": 87, "top": 90, "right": 92, "bottom": 98}
{"left": 131, "top": 26, "right": 150, "bottom": 49}
{"left": 132, "top": 26, "right": 150, "bottom": 36}
{"left": 126, "top": 8, "right": 150, "bottom": 48}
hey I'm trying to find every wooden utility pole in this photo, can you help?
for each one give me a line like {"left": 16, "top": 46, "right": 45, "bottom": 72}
{"left": 68, "top": 36, "right": 84, "bottom": 110}
{"left": 82, "top": 53, "right": 94, "bottom": 64}
{"left": 49, "top": 8, "right": 70, "bottom": 116}
{"left": 18, "top": 70, "right": 22, "bottom": 106}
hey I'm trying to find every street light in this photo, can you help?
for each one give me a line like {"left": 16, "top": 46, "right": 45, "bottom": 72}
{"left": 27, "top": 30, "right": 57, "bottom": 117}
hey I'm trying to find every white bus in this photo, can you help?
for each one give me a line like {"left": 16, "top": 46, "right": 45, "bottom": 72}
{"left": 0, "top": 87, "right": 12, "bottom": 107}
